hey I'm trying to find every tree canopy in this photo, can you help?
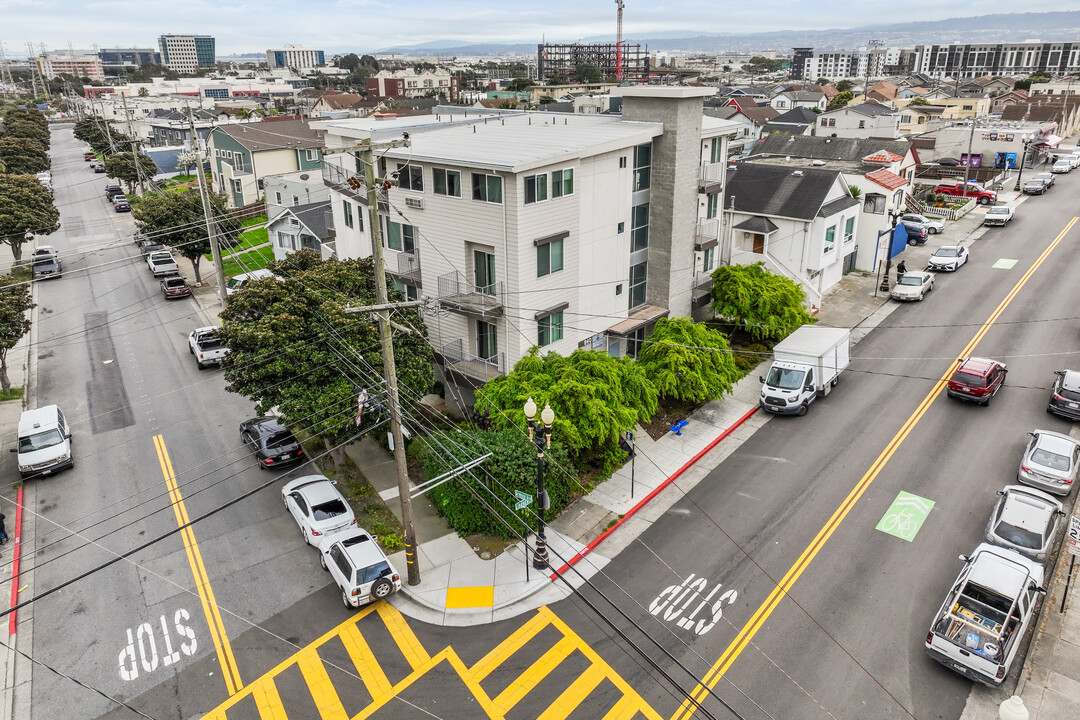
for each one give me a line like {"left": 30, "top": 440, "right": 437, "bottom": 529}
{"left": 745, "top": 56, "right": 786, "bottom": 74}
{"left": 104, "top": 151, "right": 159, "bottom": 192}
{"left": 0, "top": 136, "right": 50, "bottom": 174}
{"left": 907, "top": 97, "right": 930, "bottom": 106}
{"left": 131, "top": 188, "right": 226, "bottom": 283}
{"left": 836, "top": 80, "right": 855, "bottom": 93}
{"left": 574, "top": 64, "right": 603, "bottom": 83}
{"left": 710, "top": 262, "right": 816, "bottom": 341}
{"left": 219, "top": 252, "right": 435, "bottom": 462}
{"left": 2, "top": 115, "right": 50, "bottom": 149}
{"left": 827, "top": 91, "right": 854, "bottom": 111}
{"left": 0, "top": 175, "right": 60, "bottom": 262}
{"left": 506, "top": 77, "right": 534, "bottom": 91}
{"left": 0, "top": 273, "right": 34, "bottom": 392}
{"left": 637, "top": 317, "right": 742, "bottom": 403}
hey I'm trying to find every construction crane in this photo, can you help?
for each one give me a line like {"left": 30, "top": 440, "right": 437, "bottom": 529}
{"left": 615, "top": 0, "right": 624, "bottom": 82}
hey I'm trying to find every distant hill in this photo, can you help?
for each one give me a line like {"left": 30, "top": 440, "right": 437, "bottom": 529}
{"left": 376, "top": 11, "right": 1080, "bottom": 55}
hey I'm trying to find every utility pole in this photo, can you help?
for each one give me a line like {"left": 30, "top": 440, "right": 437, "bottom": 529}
{"left": 961, "top": 115, "right": 976, "bottom": 195}
{"left": 121, "top": 93, "right": 146, "bottom": 194}
{"left": 188, "top": 107, "right": 228, "bottom": 304}
{"left": 344, "top": 137, "right": 421, "bottom": 586}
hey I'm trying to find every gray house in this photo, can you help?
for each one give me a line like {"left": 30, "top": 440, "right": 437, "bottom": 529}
{"left": 267, "top": 201, "right": 334, "bottom": 261}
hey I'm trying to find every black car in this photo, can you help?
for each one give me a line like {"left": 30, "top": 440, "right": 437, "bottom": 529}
{"left": 1023, "top": 179, "right": 1047, "bottom": 195}
{"left": 240, "top": 416, "right": 305, "bottom": 469}
{"left": 139, "top": 240, "right": 166, "bottom": 257}
{"left": 1048, "top": 369, "right": 1080, "bottom": 420}
{"left": 105, "top": 183, "right": 122, "bottom": 200}
{"left": 901, "top": 222, "right": 928, "bottom": 246}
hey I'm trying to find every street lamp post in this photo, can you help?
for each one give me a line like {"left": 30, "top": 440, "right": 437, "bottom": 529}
{"left": 1013, "top": 133, "right": 1034, "bottom": 191}
{"left": 524, "top": 398, "right": 554, "bottom": 570}
{"left": 878, "top": 204, "right": 903, "bottom": 293}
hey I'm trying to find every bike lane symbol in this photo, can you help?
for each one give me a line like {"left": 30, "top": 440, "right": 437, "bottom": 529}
{"left": 876, "top": 491, "right": 935, "bottom": 542}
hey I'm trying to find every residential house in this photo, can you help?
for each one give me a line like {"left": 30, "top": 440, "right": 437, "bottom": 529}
{"left": 817, "top": 102, "right": 899, "bottom": 140}
{"left": 368, "top": 69, "right": 460, "bottom": 102}
{"left": 1000, "top": 98, "right": 1080, "bottom": 139}
{"left": 313, "top": 87, "right": 739, "bottom": 410}
{"left": 897, "top": 103, "right": 945, "bottom": 135}
{"left": 267, "top": 201, "right": 334, "bottom": 261}
{"left": 145, "top": 108, "right": 216, "bottom": 149}
{"left": 264, "top": 171, "right": 332, "bottom": 213}
{"left": 207, "top": 119, "right": 324, "bottom": 208}
{"left": 311, "top": 93, "right": 381, "bottom": 118}
{"left": 762, "top": 107, "right": 819, "bottom": 136}
{"left": 989, "top": 89, "right": 1030, "bottom": 114}
{"left": 769, "top": 91, "right": 827, "bottom": 113}
{"left": 865, "top": 81, "right": 900, "bottom": 102}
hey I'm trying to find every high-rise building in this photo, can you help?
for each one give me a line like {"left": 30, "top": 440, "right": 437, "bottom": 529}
{"left": 537, "top": 43, "right": 649, "bottom": 84}
{"left": 267, "top": 46, "right": 325, "bottom": 73}
{"left": 158, "top": 34, "right": 216, "bottom": 74}
{"left": 97, "top": 48, "right": 162, "bottom": 76}
{"left": 36, "top": 51, "right": 105, "bottom": 81}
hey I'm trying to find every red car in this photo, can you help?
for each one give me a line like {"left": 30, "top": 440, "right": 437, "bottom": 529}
{"left": 160, "top": 276, "right": 191, "bottom": 299}
{"left": 932, "top": 182, "right": 997, "bottom": 205}
{"left": 947, "top": 357, "right": 1007, "bottom": 405}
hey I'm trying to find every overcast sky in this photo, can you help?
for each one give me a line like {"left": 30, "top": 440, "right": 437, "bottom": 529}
{"left": 1, "top": 1, "right": 1066, "bottom": 56}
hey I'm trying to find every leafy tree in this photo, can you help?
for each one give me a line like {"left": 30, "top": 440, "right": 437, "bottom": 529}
{"left": 574, "top": 64, "right": 602, "bottom": 83}
{"left": 128, "top": 64, "right": 179, "bottom": 82}
{"left": 710, "top": 262, "right": 815, "bottom": 341}
{"left": 5, "top": 107, "right": 48, "bottom": 133}
{"left": 220, "top": 252, "right": 434, "bottom": 466}
{"left": 0, "top": 274, "right": 34, "bottom": 393}
{"left": 138, "top": 87, "right": 149, "bottom": 97}
{"left": 359, "top": 55, "right": 380, "bottom": 73}
{"left": 103, "top": 151, "right": 158, "bottom": 193}
{"left": 638, "top": 317, "right": 742, "bottom": 403}
{"left": 835, "top": 79, "right": 854, "bottom": 93}
{"left": 174, "top": 150, "right": 199, "bottom": 175}
{"left": 3, "top": 116, "right": 50, "bottom": 149}
{"left": 907, "top": 96, "right": 930, "bottom": 106}
{"left": 0, "top": 175, "right": 59, "bottom": 263}
{"left": 1013, "top": 78, "right": 1032, "bottom": 91}
{"left": 0, "top": 136, "right": 49, "bottom": 174}
{"left": 234, "top": 108, "right": 253, "bottom": 121}
{"left": 745, "top": 56, "right": 785, "bottom": 74}
{"left": 816, "top": 77, "right": 830, "bottom": 85}
{"left": 131, "top": 188, "right": 224, "bottom": 283}
{"left": 506, "top": 77, "right": 534, "bottom": 91}
{"left": 475, "top": 348, "right": 657, "bottom": 471}
{"left": 422, "top": 428, "right": 575, "bottom": 539}
{"left": 538, "top": 95, "right": 556, "bottom": 104}
{"left": 827, "top": 91, "right": 853, "bottom": 111}
{"left": 337, "top": 53, "right": 360, "bottom": 72}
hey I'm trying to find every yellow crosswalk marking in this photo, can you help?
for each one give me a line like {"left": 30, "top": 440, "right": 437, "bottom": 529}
{"left": 604, "top": 695, "right": 644, "bottom": 720}
{"left": 471, "top": 607, "right": 553, "bottom": 681}
{"left": 250, "top": 678, "right": 288, "bottom": 720}
{"left": 535, "top": 665, "right": 608, "bottom": 720}
{"left": 377, "top": 602, "right": 431, "bottom": 668}
{"left": 296, "top": 647, "right": 350, "bottom": 720}
{"left": 492, "top": 635, "right": 578, "bottom": 710}
{"left": 338, "top": 622, "right": 393, "bottom": 698}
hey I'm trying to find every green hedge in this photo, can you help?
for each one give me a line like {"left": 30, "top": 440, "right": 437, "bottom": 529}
{"left": 422, "top": 428, "right": 576, "bottom": 539}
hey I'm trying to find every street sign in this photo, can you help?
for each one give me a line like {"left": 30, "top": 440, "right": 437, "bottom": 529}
{"left": 514, "top": 490, "right": 533, "bottom": 511}
{"left": 1067, "top": 515, "right": 1080, "bottom": 557}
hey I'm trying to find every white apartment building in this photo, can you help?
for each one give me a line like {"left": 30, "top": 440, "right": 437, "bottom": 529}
{"left": 267, "top": 46, "right": 326, "bottom": 72}
{"left": 158, "top": 34, "right": 216, "bottom": 74}
{"left": 313, "top": 87, "right": 740, "bottom": 408}
{"left": 36, "top": 52, "right": 105, "bottom": 81}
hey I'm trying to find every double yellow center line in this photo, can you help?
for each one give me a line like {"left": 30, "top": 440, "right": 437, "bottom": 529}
{"left": 154, "top": 434, "right": 243, "bottom": 695}
{"left": 672, "top": 217, "right": 1079, "bottom": 720}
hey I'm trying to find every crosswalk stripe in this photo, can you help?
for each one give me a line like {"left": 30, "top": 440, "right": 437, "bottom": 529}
{"left": 250, "top": 677, "right": 289, "bottom": 720}
{"left": 471, "top": 608, "right": 553, "bottom": 681}
{"left": 535, "top": 665, "right": 609, "bottom": 720}
{"left": 338, "top": 622, "right": 393, "bottom": 698}
{"left": 603, "top": 695, "right": 643, "bottom": 720}
{"left": 296, "top": 647, "right": 350, "bottom": 720}
{"left": 377, "top": 603, "right": 431, "bottom": 668}
{"left": 492, "top": 635, "right": 578, "bottom": 710}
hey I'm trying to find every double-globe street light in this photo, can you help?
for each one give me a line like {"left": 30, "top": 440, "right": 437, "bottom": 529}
{"left": 878, "top": 203, "right": 905, "bottom": 293}
{"left": 524, "top": 397, "right": 555, "bottom": 570}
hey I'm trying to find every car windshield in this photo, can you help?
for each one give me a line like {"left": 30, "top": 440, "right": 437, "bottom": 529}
{"left": 992, "top": 520, "right": 1042, "bottom": 549}
{"left": 311, "top": 499, "right": 348, "bottom": 521}
{"left": 1031, "top": 447, "right": 1070, "bottom": 472}
{"left": 934, "top": 248, "right": 961, "bottom": 257}
{"left": 953, "top": 372, "right": 986, "bottom": 388}
{"left": 765, "top": 366, "right": 805, "bottom": 390}
{"left": 1057, "top": 386, "right": 1080, "bottom": 402}
{"left": 225, "top": 278, "right": 245, "bottom": 290}
{"left": 356, "top": 561, "right": 392, "bottom": 586}
{"left": 898, "top": 275, "right": 923, "bottom": 286}
{"left": 265, "top": 431, "right": 294, "bottom": 449}
{"left": 18, "top": 429, "right": 64, "bottom": 453}
{"left": 988, "top": 208, "right": 1007, "bottom": 215}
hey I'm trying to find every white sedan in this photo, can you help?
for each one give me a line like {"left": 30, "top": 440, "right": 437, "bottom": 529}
{"left": 901, "top": 213, "right": 944, "bottom": 234}
{"left": 282, "top": 475, "right": 356, "bottom": 545}
{"left": 891, "top": 270, "right": 934, "bottom": 302}
{"left": 927, "top": 245, "right": 969, "bottom": 272}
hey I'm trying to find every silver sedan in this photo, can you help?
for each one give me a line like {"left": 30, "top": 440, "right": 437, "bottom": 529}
{"left": 891, "top": 270, "right": 934, "bottom": 301}
{"left": 984, "top": 485, "right": 1065, "bottom": 561}
{"left": 1017, "top": 430, "right": 1080, "bottom": 496}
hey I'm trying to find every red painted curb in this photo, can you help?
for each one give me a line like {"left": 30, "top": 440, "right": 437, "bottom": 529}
{"left": 550, "top": 405, "right": 759, "bottom": 579}
{"left": 8, "top": 485, "right": 23, "bottom": 636}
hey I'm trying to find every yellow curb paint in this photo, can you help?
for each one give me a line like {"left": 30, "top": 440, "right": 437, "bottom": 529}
{"left": 445, "top": 585, "right": 495, "bottom": 608}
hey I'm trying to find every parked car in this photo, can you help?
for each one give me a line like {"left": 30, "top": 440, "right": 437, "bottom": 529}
{"left": 983, "top": 206, "right": 1014, "bottom": 226}
{"left": 985, "top": 485, "right": 1065, "bottom": 562}
{"left": 1017, "top": 430, "right": 1080, "bottom": 496}
{"left": 947, "top": 357, "right": 1007, "bottom": 405}
{"left": 319, "top": 528, "right": 401, "bottom": 609}
{"left": 83, "top": 151, "right": 95, "bottom": 161}
{"left": 891, "top": 270, "right": 934, "bottom": 301}
{"left": 282, "top": 475, "right": 357, "bottom": 545}
{"left": 104, "top": 183, "right": 123, "bottom": 200}
{"left": 139, "top": 241, "right": 166, "bottom": 258}
{"left": 1034, "top": 172, "right": 1055, "bottom": 189}
{"left": 933, "top": 182, "right": 997, "bottom": 205}
{"left": 160, "top": 276, "right": 190, "bottom": 299}
{"left": 936, "top": 157, "right": 961, "bottom": 166}
{"left": 32, "top": 255, "right": 62, "bottom": 280}
{"left": 1069, "top": 154, "right": 1080, "bottom": 169}
{"left": 927, "top": 245, "right": 969, "bottom": 272}
{"left": 901, "top": 213, "right": 944, "bottom": 234}
{"left": 188, "top": 326, "right": 229, "bottom": 369}
{"left": 239, "top": 416, "right": 304, "bottom": 469}
{"left": 1051, "top": 159, "right": 1072, "bottom": 174}
{"left": 925, "top": 544, "right": 1045, "bottom": 686}
{"left": 900, "top": 222, "right": 929, "bottom": 246}
{"left": 1047, "top": 369, "right": 1080, "bottom": 420}
{"left": 225, "top": 268, "right": 278, "bottom": 296}
{"left": 1022, "top": 179, "right": 1047, "bottom": 195}
{"left": 146, "top": 250, "right": 178, "bottom": 276}
{"left": 113, "top": 198, "right": 131, "bottom": 212}
{"left": 92, "top": 163, "right": 106, "bottom": 173}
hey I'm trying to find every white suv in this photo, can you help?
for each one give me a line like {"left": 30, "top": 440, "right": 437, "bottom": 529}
{"left": 318, "top": 528, "right": 401, "bottom": 609}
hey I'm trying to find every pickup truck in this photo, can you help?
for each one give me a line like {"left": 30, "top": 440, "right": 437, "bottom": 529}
{"left": 932, "top": 182, "right": 997, "bottom": 205}
{"left": 925, "top": 543, "right": 1045, "bottom": 686}
{"left": 188, "top": 327, "right": 229, "bottom": 369}
{"left": 982, "top": 206, "right": 1014, "bottom": 226}
{"left": 146, "top": 251, "right": 179, "bottom": 277}
{"left": 759, "top": 326, "right": 850, "bottom": 416}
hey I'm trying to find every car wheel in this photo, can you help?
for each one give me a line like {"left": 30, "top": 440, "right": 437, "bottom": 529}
{"left": 930, "top": 227, "right": 939, "bottom": 234}
{"left": 371, "top": 578, "right": 394, "bottom": 600}
{"left": 983, "top": 394, "right": 992, "bottom": 407}
{"left": 918, "top": 292, "right": 925, "bottom": 301}
{"left": 196, "top": 360, "right": 206, "bottom": 370}
{"left": 300, "top": 523, "right": 310, "bottom": 544}
{"left": 908, "top": 237, "right": 918, "bottom": 246}
{"left": 1047, "top": 405, "right": 1055, "bottom": 414}
{"left": 979, "top": 197, "right": 992, "bottom": 205}
{"left": 797, "top": 403, "right": 808, "bottom": 417}
{"left": 342, "top": 590, "right": 354, "bottom": 609}
{"left": 320, "top": 552, "right": 328, "bottom": 571}
{"left": 831, "top": 376, "right": 838, "bottom": 388}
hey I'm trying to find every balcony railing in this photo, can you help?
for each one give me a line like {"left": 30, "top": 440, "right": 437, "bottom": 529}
{"left": 322, "top": 162, "right": 368, "bottom": 202}
{"left": 436, "top": 271, "right": 504, "bottom": 317}
{"left": 441, "top": 339, "right": 506, "bottom": 383}
{"left": 695, "top": 219, "right": 719, "bottom": 249}
{"left": 393, "top": 250, "right": 422, "bottom": 282}
{"left": 699, "top": 161, "right": 725, "bottom": 191}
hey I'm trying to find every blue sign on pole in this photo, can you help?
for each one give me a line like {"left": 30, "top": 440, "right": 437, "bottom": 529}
{"left": 890, "top": 224, "right": 908, "bottom": 259}
{"left": 514, "top": 490, "right": 533, "bottom": 511}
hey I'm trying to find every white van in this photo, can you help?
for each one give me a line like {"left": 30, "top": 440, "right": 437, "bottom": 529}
{"left": 11, "top": 405, "right": 73, "bottom": 478}
{"left": 225, "top": 269, "right": 277, "bottom": 296}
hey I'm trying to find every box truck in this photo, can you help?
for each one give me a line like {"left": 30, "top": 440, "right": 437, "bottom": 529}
{"left": 759, "top": 326, "right": 850, "bottom": 416}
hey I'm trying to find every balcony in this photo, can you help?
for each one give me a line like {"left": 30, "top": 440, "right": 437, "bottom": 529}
{"left": 695, "top": 219, "right": 719, "bottom": 250}
{"left": 392, "top": 250, "right": 422, "bottom": 283}
{"left": 322, "top": 162, "right": 369, "bottom": 203}
{"left": 699, "top": 161, "right": 725, "bottom": 193}
{"left": 441, "top": 339, "right": 505, "bottom": 383}
{"left": 436, "top": 271, "right": 504, "bottom": 318}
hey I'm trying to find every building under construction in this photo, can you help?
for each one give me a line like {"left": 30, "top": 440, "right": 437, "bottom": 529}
{"left": 537, "top": 43, "right": 649, "bottom": 84}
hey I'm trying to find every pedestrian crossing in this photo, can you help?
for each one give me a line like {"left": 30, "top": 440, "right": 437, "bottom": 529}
{"left": 202, "top": 604, "right": 662, "bottom": 720}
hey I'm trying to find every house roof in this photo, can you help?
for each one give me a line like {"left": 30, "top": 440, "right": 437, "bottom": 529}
{"left": 732, "top": 216, "right": 780, "bottom": 234}
{"left": 724, "top": 163, "right": 843, "bottom": 221}
{"left": 780, "top": 91, "right": 825, "bottom": 103}
{"left": 762, "top": 122, "right": 810, "bottom": 134}
{"left": 844, "top": 101, "right": 896, "bottom": 117}
{"left": 751, "top": 134, "right": 915, "bottom": 164}
{"left": 316, "top": 93, "right": 374, "bottom": 110}
{"left": 269, "top": 200, "right": 332, "bottom": 239}
{"left": 863, "top": 149, "right": 904, "bottom": 163}
{"left": 864, "top": 167, "right": 909, "bottom": 191}
{"left": 739, "top": 104, "right": 780, "bottom": 126}
{"left": 213, "top": 118, "right": 322, "bottom": 152}
{"left": 772, "top": 107, "right": 819, "bottom": 124}
{"left": 818, "top": 196, "right": 860, "bottom": 217}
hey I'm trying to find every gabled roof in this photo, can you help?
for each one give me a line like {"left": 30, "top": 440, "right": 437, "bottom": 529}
{"left": 752, "top": 134, "right": 914, "bottom": 164}
{"left": 863, "top": 149, "right": 904, "bottom": 163}
{"left": 269, "top": 200, "right": 332, "bottom": 239}
{"left": 864, "top": 167, "right": 908, "bottom": 191}
{"left": 780, "top": 91, "right": 825, "bottom": 103}
{"left": 772, "top": 106, "right": 819, "bottom": 124}
{"left": 847, "top": 101, "right": 896, "bottom": 117}
{"left": 818, "top": 196, "right": 860, "bottom": 217}
{"left": 739, "top": 104, "right": 779, "bottom": 126}
{"left": 732, "top": 216, "right": 780, "bottom": 234}
{"left": 213, "top": 118, "right": 322, "bottom": 152}
{"left": 316, "top": 93, "right": 374, "bottom": 109}
{"left": 724, "top": 163, "right": 844, "bottom": 221}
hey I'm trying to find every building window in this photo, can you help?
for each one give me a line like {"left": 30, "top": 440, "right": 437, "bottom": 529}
{"left": 618, "top": 222, "right": 625, "bottom": 233}
{"left": 633, "top": 143, "right": 651, "bottom": 191}
{"left": 619, "top": 156, "right": 627, "bottom": 168}
{"left": 433, "top": 168, "right": 461, "bottom": 197}
{"left": 477, "top": 320, "right": 497, "bottom": 360}
{"left": 275, "top": 191, "right": 282, "bottom": 204}
{"left": 538, "top": 312, "right": 564, "bottom": 347}
{"left": 824, "top": 225, "right": 836, "bottom": 253}
{"left": 278, "top": 232, "right": 296, "bottom": 250}
{"left": 703, "top": 247, "right": 715, "bottom": 272}
{"left": 391, "top": 277, "right": 419, "bottom": 301}
{"left": 343, "top": 200, "right": 354, "bottom": 229}
{"left": 385, "top": 220, "right": 415, "bottom": 252}
{"left": 397, "top": 163, "right": 423, "bottom": 192}
{"left": 706, "top": 194, "right": 718, "bottom": 220}
{"left": 629, "top": 262, "right": 647, "bottom": 308}
{"left": 472, "top": 173, "right": 503, "bottom": 203}
{"left": 858, "top": 120, "right": 866, "bottom": 129}
{"left": 631, "top": 203, "right": 649, "bottom": 251}
{"left": 551, "top": 169, "right": 574, "bottom": 197}
{"left": 231, "top": 178, "right": 243, "bottom": 194}
{"left": 537, "top": 239, "right": 563, "bottom": 277}
{"left": 524, "top": 174, "right": 548, "bottom": 204}
{"left": 292, "top": 195, "right": 300, "bottom": 206}
{"left": 304, "top": 149, "right": 319, "bottom": 161}
{"left": 709, "top": 138, "right": 723, "bottom": 163}
{"left": 863, "top": 193, "right": 886, "bottom": 214}
{"left": 844, "top": 216, "right": 855, "bottom": 243}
